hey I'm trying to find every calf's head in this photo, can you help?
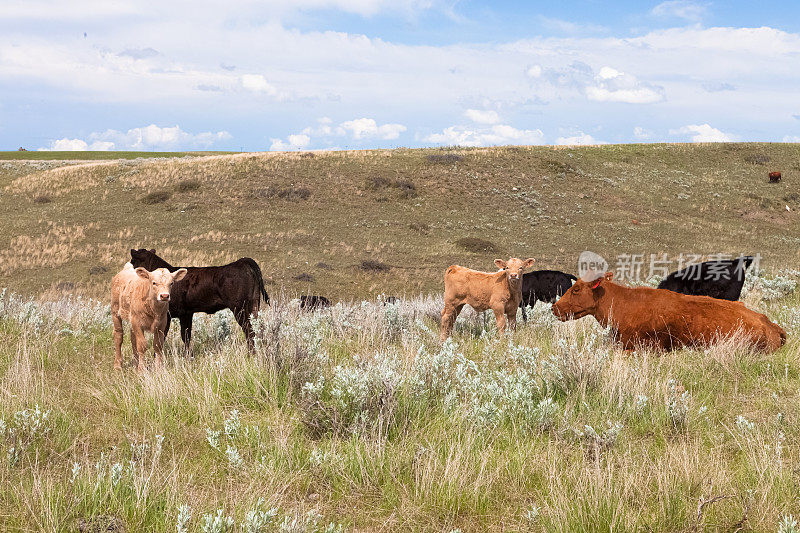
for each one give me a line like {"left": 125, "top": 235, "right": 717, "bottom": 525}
{"left": 552, "top": 271, "right": 613, "bottom": 320}
{"left": 135, "top": 267, "right": 187, "bottom": 302}
{"left": 495, "top": 257, "right": 536, "bottom": 282}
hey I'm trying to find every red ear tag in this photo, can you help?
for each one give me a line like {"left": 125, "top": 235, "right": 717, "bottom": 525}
{"left": 591, "top": 280, "right": 601, "bottom": 289}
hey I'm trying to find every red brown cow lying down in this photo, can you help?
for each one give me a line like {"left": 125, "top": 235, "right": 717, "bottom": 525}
{"left": 111, "top": 263, "right": 187, "bottom": 371}
{"left": 552, "top": 272, "right": 786, "bottom": 352}
{"left": 440, "top": 257, "right": 535, "bottom": 340}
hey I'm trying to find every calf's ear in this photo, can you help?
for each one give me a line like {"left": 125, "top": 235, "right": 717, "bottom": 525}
{"left": 172, "top": 268, "right": 188, "bottom": 282}
{"left": 494, "top": 259, "right": 507, "bottom": 269}
{"left": 135, "top": 267, "right": 150, "bottom": 280}
{"left": 523, "top": 257, "right": 536, "bottom": 268}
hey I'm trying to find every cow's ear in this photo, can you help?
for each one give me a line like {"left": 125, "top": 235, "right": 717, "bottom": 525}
{"left": 135, "top": 267, "right": 150, "bottom": 280}
{"left": 494, "top": 259, "right": 507, "bottom": 269}
{"left": 523, "top": 257, "right": 535, "bottom": 268}
{"left": 130, "top": 249, "right": 137, "bottom": 257}
{"left": 172, "top": 268, "right": 187, "bottom": 282}
{"left": 604, "top": 271, "right": 614, "bottom": 281}
{"left": 149, "top": 248, "right": 156, "bottom": 254}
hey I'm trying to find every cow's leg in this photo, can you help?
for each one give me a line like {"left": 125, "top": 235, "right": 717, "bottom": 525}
{"left": 153, "top": 323, "right": 166, "bottom": 370}
{"left": 233, "top": 305, "right": 256, "bottom": 353}
{"left": 440, "top": 303, "right": 463, "bottom": 341}
{"left": 492, "top": 307, "right": 507, "bottom": 335}
{"left": 520, "top": 302, "right": 528, "bottom": 323}
{"left": 112, "top": 314, "right": 124, "bottom": 370}
{"left": 130, "top": 323, "right": 141, "bottom": 372}
{"left": 132, "top": 324, "right": 148, "bottom": 373}
{"left": 179, "top": 315, "right": 193, "bottom": 357}
{"left": 507, "top": 309, "right": 517, "bottom": 332}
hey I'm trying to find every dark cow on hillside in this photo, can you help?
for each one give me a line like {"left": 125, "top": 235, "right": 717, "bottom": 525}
{"left": 769, "top": 171, "right": 782, "bottom": 183}
{"left": 519, "top": 270, "right": 576, "bottom": 321}
{"left": 129, "top": 249, "right": 269, "bottom": 353}
{"left": 657, "top": 256, "right": 754, "bottom": 301}
{"left": 553, "top": 272, "right": 785, "bottom": 352}
{"left": 300, "top": 295, "right": 332, "bottom": 310}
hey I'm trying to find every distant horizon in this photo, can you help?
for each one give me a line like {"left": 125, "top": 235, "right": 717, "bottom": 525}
{"left": 3, "top": 140, "right": 800, "bottom": 156}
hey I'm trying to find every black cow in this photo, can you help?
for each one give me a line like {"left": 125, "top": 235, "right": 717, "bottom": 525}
{"left": 657, "top": 256, "right": 754, "bottom": 301}
{"left": 519, "top": 270, "right": 577, "bottom": 321}
{"left": 300, "top": 295, "right": 332, "bottom": 310}
{"left": 129, "top": 249, "right": 269, "bottom": 353}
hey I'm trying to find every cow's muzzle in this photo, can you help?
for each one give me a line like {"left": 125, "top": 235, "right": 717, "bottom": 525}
{"left": 158, "top": 293, "right": 170, "bottom": 301}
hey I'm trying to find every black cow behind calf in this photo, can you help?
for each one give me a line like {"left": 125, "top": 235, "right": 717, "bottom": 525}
{"left": 519, "top": 270, "right": 577, "bottom": 321}
{"left": 657, "top": 256, "right": 754, "bottom": 301}
{"left": 129, "top": 249, "right": 269, "bottom": 353}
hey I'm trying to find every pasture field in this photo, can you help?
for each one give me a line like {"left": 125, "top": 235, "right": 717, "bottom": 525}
{"left": 1, "top": 143, "right": 799, "bottom": 301}
{"left": 2, "top": 143, "right": 800, "bottom": 531}
{"left": 1, "top": 277, "right": 800, "bottom": 532}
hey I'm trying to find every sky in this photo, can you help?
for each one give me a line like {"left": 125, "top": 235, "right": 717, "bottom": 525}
{"left": 2, "top": 0, "right": 800, "bottom": 151}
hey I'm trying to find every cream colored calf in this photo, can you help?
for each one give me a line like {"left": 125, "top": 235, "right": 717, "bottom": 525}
{"left": 111, "top": 263, "right": 187, "bottom": 371}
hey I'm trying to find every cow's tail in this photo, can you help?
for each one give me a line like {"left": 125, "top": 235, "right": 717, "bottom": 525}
{"left": 241, "top": 258, "right": 270, "bottom": 306}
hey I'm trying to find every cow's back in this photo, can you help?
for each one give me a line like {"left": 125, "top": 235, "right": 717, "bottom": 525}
{"left": 168, "top": 260, "right": 261, "bottom": 315}
{"left": 605, "top": 285, "right": 784, "bottom": 351}
{"left": 111, "top": 265, "right": 146, "bottom": 322}
{"left": 444, "top": 266, "right": 494, "bottom": 309}
{"left": 522, "top": 270, "right": 575, "bottom": 303}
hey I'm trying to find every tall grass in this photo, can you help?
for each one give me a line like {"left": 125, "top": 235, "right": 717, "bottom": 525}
{"left": 1, "top": 285, "right": 799, "bottom": 531}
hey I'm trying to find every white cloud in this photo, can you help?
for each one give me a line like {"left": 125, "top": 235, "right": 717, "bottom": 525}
{"left": 585, "top": 66, "right": 665, "bottom": 104}
{"left": 270, "top": 116, "right": 407, "bottom": 150}
{"left": 670, "top": 123, "right": 735, "bottom": 142}
{"left": 338, "top": 118, "right": 406, "bottom": 140}
{"left": 40, "top": 124, "right": 231, "bottom": 151}
{"left": 2, "top": 6, "right": 800, "bottom": 147}
{"left": 424, "top": 124, "right": 545, "bottom": 147}
{"left": 240, "top": 74, "right": 277, "bottom": 95}
{"left": 526, "top": 62, "right": 665, "bottom": 104}
{"left": 525, "top": 65, "right": 542, "bottom": 78}
{"left": 464, "top": 109, "right": 500, "bottom": 124}
{"left": 44, "top": 138, "right": 114, "bottom": 151}
{"left": 555, "top": 132, "right": 604, "bottom": 145}
{"left": 651, "top": 1, "right": 707, "bottom": 22}
{"left": 783, "top": 135, "right": 800, "bottom": 143}
{"left": 597, "top": 66, "right": 621, "bottom": 80}
{"left": 270, "top": 133, "right": 312, "bottom": 151}
{"left": 633, "top": 126, "right": 653, "bottom": 140}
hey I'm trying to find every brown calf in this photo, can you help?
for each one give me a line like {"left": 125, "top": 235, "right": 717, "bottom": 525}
{"left": 111, "top": 263, "right": 187, "bottom": 371}
{"left": 440, "top": 257, "right": 535, "bottom": 340}
{"left": 552, "top": 272, "right": 786, "bottom": 352}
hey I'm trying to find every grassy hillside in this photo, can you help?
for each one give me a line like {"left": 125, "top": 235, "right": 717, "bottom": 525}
{"left": 1, "top": 143, "right": 799, "bottom": 300}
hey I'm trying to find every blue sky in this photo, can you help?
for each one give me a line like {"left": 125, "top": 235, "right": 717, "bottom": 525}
{"left": 1, "top": 0, "right": 800, "bottom": 151}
